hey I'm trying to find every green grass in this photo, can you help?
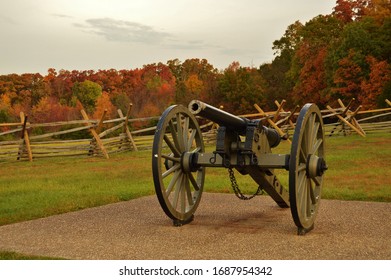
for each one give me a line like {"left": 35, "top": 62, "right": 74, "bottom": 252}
{"left": 321, "top": 133, "right": 391, "bottom": 201}
{"left": 0, "top": 151, "right": 154, "bottom": 225}
{"left": 204, "top": 133, "right": 391, "bottom": 202}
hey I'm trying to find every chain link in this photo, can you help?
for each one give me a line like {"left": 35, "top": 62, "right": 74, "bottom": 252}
{"left": 228, "top": 168, "right": 263, "bottom": 200}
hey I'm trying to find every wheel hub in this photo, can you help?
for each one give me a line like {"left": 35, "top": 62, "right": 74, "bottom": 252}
{"left": 306, "top": 154, "right": 328, "bottom": 178}
{"left": 181, "top": 152, "right": 198, "bottom": 173}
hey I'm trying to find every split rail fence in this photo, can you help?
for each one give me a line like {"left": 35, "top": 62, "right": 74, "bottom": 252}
{"left": 1, "top": 99, "right": 390, "bottom": 162}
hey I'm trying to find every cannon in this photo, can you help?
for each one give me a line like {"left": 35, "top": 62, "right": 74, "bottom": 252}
{"left": 152, "top": 100, "right": 327, "bottom": 235}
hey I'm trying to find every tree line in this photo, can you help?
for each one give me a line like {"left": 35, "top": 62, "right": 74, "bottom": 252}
{"left": 0, "top": 0, "right": 390, "bottom": 126}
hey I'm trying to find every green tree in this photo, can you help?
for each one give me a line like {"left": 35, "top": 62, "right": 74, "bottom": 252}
{"left": 219, "top": 62, "right": 267, "bottom": 114}
{"left": 72, "top": 80, "right": 102, "bottom": 113}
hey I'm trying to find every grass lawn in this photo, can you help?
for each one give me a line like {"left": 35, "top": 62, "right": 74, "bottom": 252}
{"left": 0, "top": 150, "right": 154, "bottom": 225}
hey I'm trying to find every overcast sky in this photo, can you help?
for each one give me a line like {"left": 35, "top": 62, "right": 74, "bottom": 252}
{"left": 0, "top": 0, "right": 336, "bottom": 75}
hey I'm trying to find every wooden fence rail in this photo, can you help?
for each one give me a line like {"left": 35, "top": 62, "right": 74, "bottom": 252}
{"left": 1, "top": 99, "right": 390, "bottom": 162}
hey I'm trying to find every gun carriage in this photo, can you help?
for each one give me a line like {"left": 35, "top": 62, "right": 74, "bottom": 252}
{"left": 152, "top": 100, "right": 327, "bottom": 235}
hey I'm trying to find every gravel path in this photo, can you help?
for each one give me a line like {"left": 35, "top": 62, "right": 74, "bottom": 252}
{"left": 0, "top": 193, "right": 390, "bottom": 260}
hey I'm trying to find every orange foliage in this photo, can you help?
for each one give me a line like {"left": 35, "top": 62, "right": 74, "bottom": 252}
{"left": 332, "top": 50, "right": 363, "bottom": 101}
{"left": 93, "top": 92, "right": 116, "bottom": 120}
{"left": 31, "top": 97, "right": 79, "bottom": 123}
{"left": 359, "top": 56, "right": 391, "bottom": 109}
{"left": 293, "top": 45, "right": 328, "bottom": 105}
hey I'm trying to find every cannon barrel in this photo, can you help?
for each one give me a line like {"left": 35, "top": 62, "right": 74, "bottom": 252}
{"left": 188, "top": 100, "right": 248, "bottom": 134}
{"left": 189, "top": 100, "right": 282, "bottom": 147}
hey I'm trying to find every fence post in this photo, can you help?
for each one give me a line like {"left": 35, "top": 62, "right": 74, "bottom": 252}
{"left": 254, "top": 103, "right": 291, "bottom": 143}
{"left": 272, "top": 99, "right": 286, "bottom": 123}
{"left": 118, "top": 103, "right": 138, "bottom": 151}
{"left": 274, "top": 100, "right": 298, "bottom": 129}
{"left": 326, "top": 100, "right": 366, "bottom": 137}
{"left": 124, "top": 103, "right": 138, "bottom": 152}
{"left": 17, "top": 112, "right": 33, "bottom": 161}
{"left": 81, "top": 109, "right": 109, "bottom": 159}
{"left": 96, "top": 109, "right": 107, "bottom": 132}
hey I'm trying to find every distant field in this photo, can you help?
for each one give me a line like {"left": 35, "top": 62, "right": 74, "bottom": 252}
{"left": 0, "top": 133, "right": 390, "bottom": 226}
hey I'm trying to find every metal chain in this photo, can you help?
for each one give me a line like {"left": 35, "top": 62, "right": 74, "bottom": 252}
{"left": 228, "top": 168, "right": 263, "bottom": 200}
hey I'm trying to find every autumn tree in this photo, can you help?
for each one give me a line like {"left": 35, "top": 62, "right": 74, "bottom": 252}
{"left": 184, "top": 74, "right": 204, "bottom": 101}
{"left": 366, "top": 0, "right": 391, "bottom": 24}
{"left": 333, "top": 0, "right": 370, "bottom": 23}
{"left": 168, "top": 58, "right": 219, "bottom": 105}
{"left": 31, "top": 97, "right": 79, "bottom": 123}
{"left": 287, "top": 15, "right": 342, "bottom": 106}
{"left": 332, "top": 49, "right": 364, "bottom": 101}
{"left": 93, "top": 92, "right": 117, "bottom": 119}
{"left": 359, "top": 56, "right": 391, "bottom": 108}
{"left": 327, "top": 5, "right": 390, "bottom": 103}
{"left": 0, "top": 94, "right": 13, "bottom": 124}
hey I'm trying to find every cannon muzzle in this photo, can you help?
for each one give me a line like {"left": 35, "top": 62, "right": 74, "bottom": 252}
{"left": 189, "top": 100, "right": 248, "bottom": 134}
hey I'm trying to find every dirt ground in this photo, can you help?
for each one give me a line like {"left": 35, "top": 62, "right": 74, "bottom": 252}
{"left": 0, "top": 193, "right": 390, "bottom": 260}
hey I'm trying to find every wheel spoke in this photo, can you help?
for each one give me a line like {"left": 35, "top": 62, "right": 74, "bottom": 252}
{"left": 184, "top": 174, "right": 194, "bottom": 207}
{"left": 164, "top": 134, "right": 180, "bottom": 157}
{"left": 298, "top": 171, "right": 306, "bottom": 206}
{"left": 162, "top": 163, "right": 180, "bottom": 179}
{"left": 168, "top": 120, "right": 182, "bottom": 153}
{"left": 299, "top": 146, "right": 307, "bottom": 163}
{"left": 298, "top": 163, "right": 306, "bottom": 172}
{"left": 311, "top": 138, "right": 323, "bottom": 155}
{"left": 191, "top": 147, "right": 201, "bottom": 153}
{"left": 183, "top": 116, "right": 190, "bottom": 151}
{"left": 172, "top": 174, "right": 183, "bottom": 210}
{"left": 299, "top": 179, "right": 308, "bottom": 219}
{"left": 161, "top": 154, "right": 180, "bottom": 163}
{"left": 187, "top": 129, "right": 197, "bottom": 151}
{"left": 310, "top": 121, "right": 320, "bottom": 149}
{"left": 306, "top": 179, "right": 312, "bottom": 217}
{"left": 306, "top": 114, "right": 315, "bottom": 154}
{"left": 188, "top": 172, "right": 200, "bottom": 191}
{"left": 166, "top": 169, "right": 181, "bottom": 197}
{"left": 311, "top": 176, "right": 321, "bottom": 187}
{"left": 180, "top": 175, "right": 186, "bottom": 213}
{"left": 308, "top": 178, "right": 316, "bottom": 204}
{"left": 176, "top": 113, "right": 185, "bottom": 152}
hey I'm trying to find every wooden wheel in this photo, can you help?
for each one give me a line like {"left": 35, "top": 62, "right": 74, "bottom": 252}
{"left": 289, "top": 104, "right": 327, "bottom": 235}
{"left": 152, "top": 105, "right": 205, "bottom": 225}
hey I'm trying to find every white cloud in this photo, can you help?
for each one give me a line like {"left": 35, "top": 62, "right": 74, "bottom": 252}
{"left": 75, "top": 18, "right": 172, "bottom": 44}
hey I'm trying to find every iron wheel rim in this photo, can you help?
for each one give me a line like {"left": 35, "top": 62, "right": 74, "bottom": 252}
{"left": 289, "top": 103, "right": 325, "bottom": 231}
{"left": 152, "top": 105, "right": 205, "bottom": 222}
